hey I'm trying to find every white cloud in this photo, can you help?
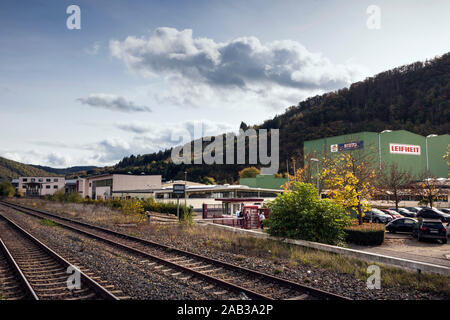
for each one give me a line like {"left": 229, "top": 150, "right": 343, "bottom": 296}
{"left": 1, "top": 150, "right": 70, "bottom": 168}
{"left": 77, "top": 93, "right": 152, "bottom": 113}
{"left": 110, "top": 27, "right": 368, "bottom": 110}
{"left": 85, "top": 42, "right": 101, "bottom": 55}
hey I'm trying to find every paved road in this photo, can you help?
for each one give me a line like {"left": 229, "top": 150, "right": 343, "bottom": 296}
{"left": 348, "top": 233, "right": 450, "bottom": 267}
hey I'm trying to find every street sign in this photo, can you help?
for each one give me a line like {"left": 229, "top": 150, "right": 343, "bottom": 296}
{"left": 173, "top": 184, "right": 186, "bottom": 220}
{"left": 173, "top": 184, "right": 185, "bottom": 196}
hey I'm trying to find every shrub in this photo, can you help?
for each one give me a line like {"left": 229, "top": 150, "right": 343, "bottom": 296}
{"left": 141, "top": 198, "right": 193, "bottom": 219}
{"left": 0, "top": 181, "right": 15, "bottom": 198}
{"left": 345, "top": 223, "right": 385, "bottom": 245}
{"left": 265, "top": 182, "right": 352, "bottom": 245}
{"left": 238, "top": 167, "right": 261, "bottom": 178}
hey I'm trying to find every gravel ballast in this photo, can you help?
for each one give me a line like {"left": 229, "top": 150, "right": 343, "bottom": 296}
{"left": 5, "top": 199, "right": 449, "bottom": 300}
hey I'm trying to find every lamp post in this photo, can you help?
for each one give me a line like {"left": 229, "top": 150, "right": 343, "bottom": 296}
{"left": 311, "top": 158, "right": 319, "bottom": 197}
{"left": 184, "top": 171, "right": 187, "bottom": 208}
{"left": 378, "top": 130, "right": 392, "bottom": 170}
{"left": 425, "top": 134, "right": 438, "bottom": 171}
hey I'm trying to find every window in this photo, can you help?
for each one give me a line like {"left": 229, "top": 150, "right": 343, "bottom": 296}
{"left": 22, "top": 185, "right": 26, "bottom": 189}
{"left": 22, "top": 178, "right": 28, "bottom": 182}
{"left": 39, "top": 178, "right": 43, "bottom": 182}
{"left": 46, "top": 185, "right": 50, "bottom": 189}
{"left": 46, "top": 178, "right": 51, "bottom": 182}
{"left": 54, "top": 185, "right": 58, "bottom": 189}
{"left": 31, "top": 178, "right": 35, "bottom": 182}
{"left": 54, "top": 178, "right": 59, "bottom": 182}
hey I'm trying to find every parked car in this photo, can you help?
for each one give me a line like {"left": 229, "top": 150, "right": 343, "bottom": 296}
{"left": 363, "top": 209, "right": 393, "bottom": 224}
{"left": 416, "top": 208, "right": 450, "bottom": 223}
{"left": 381, "top": 209, "right": 403, "bottom": 219}
{"left": 412, "top": 219, "right": 447, "bottom": 243}
{"left": 405, "top": 207, "right": 422, "bottom": 214}
{"left": 386, "top": 218, "right": 417, "bottom": 233}
{"left": 439, "top": 208, "right": 450, "bottom": 214}
{"left": 389, "top": 208, "right": 416, "bottom": 217}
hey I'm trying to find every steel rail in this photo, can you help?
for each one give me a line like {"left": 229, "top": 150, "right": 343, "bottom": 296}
{"left": 0, "top": 212, "right": 119, "bottom": 300}
{"left": 0, "top": 200, "right": 351, "bottom": 300}
{"left": 0, "top": 237, "right": 39, "bottom": 300}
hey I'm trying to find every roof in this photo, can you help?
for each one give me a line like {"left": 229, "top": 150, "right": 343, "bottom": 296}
{"left": 214, "top": 198, "right": 264, "bottom": 202}
{"left": 303, "top": 130, "right": 427, "bottom": 144}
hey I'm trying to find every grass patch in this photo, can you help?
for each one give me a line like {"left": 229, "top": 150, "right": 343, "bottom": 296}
{"left": 171, "top": 224, "right": 450, "bottom": 295}
{"left": 39, "top": 219, "right": 57, "bottom": 227}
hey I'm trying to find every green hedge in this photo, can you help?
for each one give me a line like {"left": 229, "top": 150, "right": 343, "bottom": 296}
{"left": 345, "top": 227, "right": 385, "bottom": 246}
{"left": 44, "top": 191, "right": 192, "bottom": 219}
{"left": 141, "top": 198, "right": 192, "bottom": 219}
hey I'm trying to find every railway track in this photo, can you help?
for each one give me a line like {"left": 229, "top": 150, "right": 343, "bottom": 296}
{"left": 0, "top": 200, "right": 351, "bottom": 300}
{"left": 0, "top": 237, "right": 37, "bottom": 300}
{"left": 0, "top": 212, "right": 119, "bottom": 300}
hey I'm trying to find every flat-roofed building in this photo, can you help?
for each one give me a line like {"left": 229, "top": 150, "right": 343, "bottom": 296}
{"left": 113, "top": 182, "right": 284, "bottom": 211}
{"left": 18, "top": 176, "right": 65, "bottom": 197}
{"left": 78, "top": 174, "right": 162, "bottom": 200}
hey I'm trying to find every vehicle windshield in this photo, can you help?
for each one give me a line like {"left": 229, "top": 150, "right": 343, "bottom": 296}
{"left": 423, "top": 222, "right": 443, "bottom": 228}
{"left": 371, "top": 209, "right": 385, "bottom": 215}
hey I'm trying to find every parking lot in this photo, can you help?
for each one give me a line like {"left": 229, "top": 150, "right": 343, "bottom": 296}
{"left": 349, "top": 232, "right": 450, "bottom": 267}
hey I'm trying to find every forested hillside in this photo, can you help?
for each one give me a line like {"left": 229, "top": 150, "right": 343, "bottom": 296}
{"left": 259, "top": 52, "right": 450, "bottom": 165}
{"left": 2, "top": 53, "right": 448, "bottom": 184}
{"left": 30, "top": 165, "right": 99, "bottom": 176}
{"left": 114, "top": 53, "right": 449, "bottom": 183}
{"left": 0, "top": 157, "right": 54, "bottom": 181}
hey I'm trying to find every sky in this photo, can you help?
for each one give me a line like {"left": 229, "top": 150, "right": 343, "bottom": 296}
{"left": 0, "top": 0, "right": 449, "bottom": 168}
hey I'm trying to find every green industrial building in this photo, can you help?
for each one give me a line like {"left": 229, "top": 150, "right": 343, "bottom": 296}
{"left": 303, "top": 130, "right": 449, "bottom": 178}
{"left": 240, "top": 174, "right": 288, "bottom": 190}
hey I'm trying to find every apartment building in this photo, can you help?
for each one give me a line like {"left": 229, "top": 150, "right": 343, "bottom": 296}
{"left": 18, "top": 176, "right": 65, "bottom": 197}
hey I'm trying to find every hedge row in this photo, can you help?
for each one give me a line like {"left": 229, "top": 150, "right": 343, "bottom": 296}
{"left": 44, "top": 190, "right": 192, "bottom": 219}
{"left": 345, "top": 224, "right": 385, "bottom": 246}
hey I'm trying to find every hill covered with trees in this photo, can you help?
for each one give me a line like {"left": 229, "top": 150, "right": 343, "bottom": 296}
{"left": 2, "top": 53, "right": 448, "bottom": 184}
{"left": 30, "top": 165, "right": 99, "bottom": 176}
{"left": 0, "top": 157, "right": 54, "bottom": 181}
{"left": 113, "top": 53, "right": 449, "bottom": 183}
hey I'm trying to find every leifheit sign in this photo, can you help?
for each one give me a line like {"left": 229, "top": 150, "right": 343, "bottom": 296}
{"left": 389, "top": 143, "right": 421, "bottom": 155}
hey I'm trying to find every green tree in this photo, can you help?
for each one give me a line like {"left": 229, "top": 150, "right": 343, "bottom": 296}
{"left": 0, "top": 181, "right": 15, "bottom": 198}
{"left": 238, "top": 167, "right": 261, "bottom": 179}
{"left": 265, "top": 182, "right": 351, "bottom": 245}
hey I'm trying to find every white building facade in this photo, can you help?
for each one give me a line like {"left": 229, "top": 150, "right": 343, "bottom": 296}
{"left": 18, "top": 176, "right": 65, "bottom": 197}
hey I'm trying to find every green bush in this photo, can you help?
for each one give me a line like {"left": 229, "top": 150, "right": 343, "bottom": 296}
{"left": 0, "top": 181, "right": 15, "bottom": 198}
{"left": 265, "top": 182, "right": 352, "bottom": 245}
{"left": 44, "top": 191, "right": 193, "bottom": 220}
{"left": 141, "top": 197, "right": 193, "bottom": 219}
{"left": 345, "top": 223, "right": 385, "bottom": 245}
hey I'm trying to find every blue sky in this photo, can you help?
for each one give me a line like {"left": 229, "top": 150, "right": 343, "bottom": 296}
{"left": 0, "top": 0, "right": 449, "bottom": 167}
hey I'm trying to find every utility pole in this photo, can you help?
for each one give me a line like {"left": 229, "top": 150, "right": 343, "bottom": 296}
{"left": 184, "top": 171, "right": 187, "bottom": 209}
{"left": 292, "top": 158, "right": 296, "bottom": 182}
{"left": 426, "top": 134, "right": 438, "bottom": 171}
{"left": 311, "top": 158, "right": 319, "bottom": 198}
{"left": 378, "top": 130, "right": 392, "bottom": 170}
